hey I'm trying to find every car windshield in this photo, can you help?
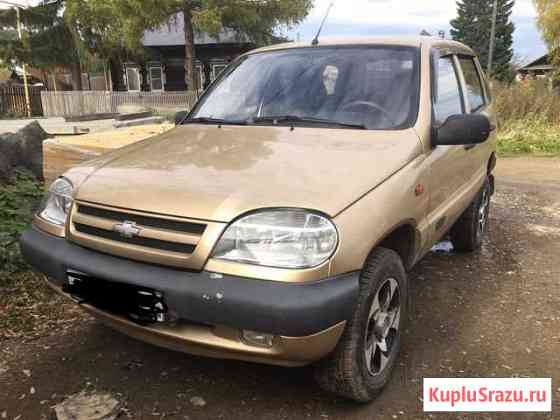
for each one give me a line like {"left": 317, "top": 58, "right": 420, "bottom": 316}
{"left": 190, "top": 46, "right": 420, "bottom": 130}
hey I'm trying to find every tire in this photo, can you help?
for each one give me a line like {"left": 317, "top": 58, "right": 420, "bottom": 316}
{"left": 314, "top": 248, "right": 407, "bottom": 402}
{"left": 450, "top": 177, "right": 491, "bottom": 253}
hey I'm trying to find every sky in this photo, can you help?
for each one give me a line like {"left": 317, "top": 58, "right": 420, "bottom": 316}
{"left": 2, "top": 0, "right": 548, "bottom": 64}
{"left": 284, "top": 0, "right": 547, "bottom": 64}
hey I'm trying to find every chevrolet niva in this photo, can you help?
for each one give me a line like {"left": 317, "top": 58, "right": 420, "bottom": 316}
{"left": 21, "top": 37, "right": 496, "bottom": 402}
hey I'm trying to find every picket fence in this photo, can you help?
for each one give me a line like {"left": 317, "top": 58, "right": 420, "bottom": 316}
{"left": 41, "top": 91, "right": 199, "bottom": 117}
{"left": 0, "top": 85, "right": 44, "bottom": 117}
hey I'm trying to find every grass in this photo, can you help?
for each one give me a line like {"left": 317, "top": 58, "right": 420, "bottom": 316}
{"left": 493, "top": 80, "right": 560, "bottom": 157}
{"left": 497, "top": 118, "right": 560, "bottom": 156}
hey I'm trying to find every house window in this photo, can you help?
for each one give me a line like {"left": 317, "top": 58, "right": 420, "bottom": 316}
{"left": 149, "top": 66, "right": 164, "bottom": 92}
{"left": 194, "top": 65, "right": 204, "bottom": 90}
{"left": 126, "top": 67, "right": 141, "bottom": 92}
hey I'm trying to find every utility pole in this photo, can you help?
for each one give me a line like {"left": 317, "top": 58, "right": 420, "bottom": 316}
{"left": 487, "top": 0, "right": 498, "bottom": 76}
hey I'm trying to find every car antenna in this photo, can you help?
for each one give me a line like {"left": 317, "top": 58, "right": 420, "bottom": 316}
{"left": 312, "top": 1, "right": 334, "bottom": 46}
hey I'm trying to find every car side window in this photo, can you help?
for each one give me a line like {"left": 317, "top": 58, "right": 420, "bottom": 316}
{"left": 458, "top": 57, "right": 486, "bottom": 112}
{"left": 433, "top": 56, "right": 463, "bottom": 124}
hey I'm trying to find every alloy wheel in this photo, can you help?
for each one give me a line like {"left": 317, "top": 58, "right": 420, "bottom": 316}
{"left": 478, "top": 187, "right": 490, "bottom": 236}
{"left": 364, "top": 278, "right": 401, "bottom": 376}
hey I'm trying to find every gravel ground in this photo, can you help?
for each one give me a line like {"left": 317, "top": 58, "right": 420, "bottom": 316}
{"left": 0, "top": 157, "right": 558, "bottom": 420}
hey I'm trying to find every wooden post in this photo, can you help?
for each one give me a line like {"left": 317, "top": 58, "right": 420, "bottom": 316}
{"left": 16, "top": 7, "right": 32, "bottom": 118}
{"left": 51, "top": 71, "right": 58, "bottom": 92}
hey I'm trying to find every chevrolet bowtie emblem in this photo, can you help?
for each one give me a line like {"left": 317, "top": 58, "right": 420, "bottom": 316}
{"left": 113, "top": 221, "right": 141, "bottom": 239}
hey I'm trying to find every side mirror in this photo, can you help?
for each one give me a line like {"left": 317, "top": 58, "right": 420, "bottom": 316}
{"left": 174, "top": 110, "right": 188, "bottom": 125}
{"left": 433, "top": 114, "right": 491, "bottom": 147}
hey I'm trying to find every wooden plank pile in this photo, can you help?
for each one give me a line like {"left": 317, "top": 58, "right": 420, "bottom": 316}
{"left": 43, "top": 123, "right": 173, "bottom": 184}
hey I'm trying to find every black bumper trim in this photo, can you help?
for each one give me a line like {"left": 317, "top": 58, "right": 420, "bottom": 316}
{"left": 20, "top": 228, "right": 359, "bottom": 337}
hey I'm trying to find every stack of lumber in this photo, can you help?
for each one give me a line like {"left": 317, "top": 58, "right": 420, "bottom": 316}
{"left": 43, "top": 123, "right": 173, "bottom": 184}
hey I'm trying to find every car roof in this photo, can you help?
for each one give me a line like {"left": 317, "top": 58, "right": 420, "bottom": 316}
{"left": 248, "top": 36, "right": 476, "bottom": 57}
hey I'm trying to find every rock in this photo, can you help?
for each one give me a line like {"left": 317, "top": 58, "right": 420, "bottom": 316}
{"left": 0, "top": 121, "right": 50, "bottom": 182}
{"left": 54, "top": 391, "right": 120, "bottom": 420}
{"left": 189, "top": 396, "right": 206, "bottom": 408}
{"left": 0, "top": 134, "right": 20, "bottom": 182}
{"left": 15, "top": 121, "right": 50, "bottom": 180}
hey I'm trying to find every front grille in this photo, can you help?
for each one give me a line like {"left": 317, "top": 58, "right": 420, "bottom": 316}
{"left": 74, "top": 223, "right": 196, "bottom": 254}
{"left": 68, "top": 202, "right": 218, "bottom": 269}
{"left": 78, "top": 205, "right": 206, "bottom": 235}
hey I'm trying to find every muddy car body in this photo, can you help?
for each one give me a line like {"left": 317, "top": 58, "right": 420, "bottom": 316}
{"left": 21, "top": 36, "right": 496, "bottom": 401}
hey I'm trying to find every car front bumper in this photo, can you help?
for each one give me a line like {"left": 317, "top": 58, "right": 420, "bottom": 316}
{"left": 20, "top": 227, "right": 359, "bottom": 366}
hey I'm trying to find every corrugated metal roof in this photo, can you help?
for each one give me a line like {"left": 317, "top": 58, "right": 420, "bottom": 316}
{"left": 143, "top": 12, "right": 250, "bottom": 47}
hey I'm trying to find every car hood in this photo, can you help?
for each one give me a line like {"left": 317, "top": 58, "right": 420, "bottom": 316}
{"left": 69, "top": 124, "right": 422, "bottom": 222}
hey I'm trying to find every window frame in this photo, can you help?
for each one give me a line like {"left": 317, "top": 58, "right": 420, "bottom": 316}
{"left": 188, "top": 45, "right": 422, "bottom": 131}
{"left": 456, "top": 54, "right": 488, "bottom": 114}
{"left": 430, "top": 49, "right": 466, "bottom": 126}
{"left": 125, "top": 66, "right": 142, "bottom": 93}
{"left": 148, "top": 65, "right": 165, "bottom": 92}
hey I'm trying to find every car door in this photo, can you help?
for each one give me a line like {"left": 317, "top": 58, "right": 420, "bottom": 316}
{"left": 425, "top": 50, "right": 473, "bottom": 243}
{"left": 455, "top": 55, "right": 496, "bottom": 178}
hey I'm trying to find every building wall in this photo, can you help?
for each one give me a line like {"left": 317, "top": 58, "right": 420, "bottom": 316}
{"left": 123, "top": 43, "right": 253, "bottom": 92}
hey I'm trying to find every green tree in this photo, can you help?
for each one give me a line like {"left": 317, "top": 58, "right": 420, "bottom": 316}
{"left": 534, "top": 0, "right": 560, "bottom": 84}
{"left": 450, "top": 0, "right": 515, "bottom": 81}
{"left": 65, "top": 0, "right": 146, "bottom": 91}
{"left": 0, "top": 1, "right": 83, "bottom": 90}
{"left": 66, "top": 0, "right": 313, "bottom": 90}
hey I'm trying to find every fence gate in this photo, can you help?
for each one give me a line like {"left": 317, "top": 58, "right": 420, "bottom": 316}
{"left": 0, "top": 85, "right": 44, "bottom": 117}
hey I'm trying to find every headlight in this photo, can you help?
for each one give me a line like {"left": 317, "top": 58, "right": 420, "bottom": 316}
{"left": 38, "top": 178, "right": 74, "bottom": 227}
{"left": 212, "top": 210, "right": 338, "bottom": 269}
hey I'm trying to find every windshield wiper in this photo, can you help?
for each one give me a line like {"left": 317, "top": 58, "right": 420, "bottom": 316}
{"left": 250, "top": 115, "right": 367, "bottom": 130}
{"left": 184, "top": 117, "right": 247, "bottom": 126}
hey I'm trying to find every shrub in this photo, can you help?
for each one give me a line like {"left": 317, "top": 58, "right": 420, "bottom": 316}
{"left": 493, "top": 80, "right": 560, "bottom": 156}
{"left": 0, "top": 170, "right": 44, "bottom": 274}
{"left": 493, "top": 79, "right": 560, "bottom": 126}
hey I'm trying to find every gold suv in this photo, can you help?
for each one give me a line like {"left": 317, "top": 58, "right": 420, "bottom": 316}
{"left": 21, "top": 37, "right": 496, "bottom": 402}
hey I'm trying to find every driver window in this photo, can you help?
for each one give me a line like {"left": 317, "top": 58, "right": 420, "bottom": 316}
{"left": 434, "top": 56, "right": 463, "bottom": 124}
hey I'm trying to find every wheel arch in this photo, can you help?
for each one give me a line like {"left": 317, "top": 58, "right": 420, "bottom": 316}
{"left": 372, "top": 221, "right": 419, "bottom": 271}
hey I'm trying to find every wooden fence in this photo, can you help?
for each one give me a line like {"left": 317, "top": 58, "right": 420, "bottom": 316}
{"left": 0, "top": 85, "right": 44, "bottom": 117}
{"left": 41, "top": 91, "right": 200, "bottom": 117}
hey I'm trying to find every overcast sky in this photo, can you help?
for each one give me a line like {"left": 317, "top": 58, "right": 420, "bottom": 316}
{"left": 3, "top": 0, "right": 547, "bottom": 64}
{"left": 285, "top": 0, "right": 547, "bottom": 64}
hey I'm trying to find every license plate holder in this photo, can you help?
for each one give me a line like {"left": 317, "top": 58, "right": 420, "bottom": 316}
{"left": 64, "top": 270, "right": 168, "bottom": 325}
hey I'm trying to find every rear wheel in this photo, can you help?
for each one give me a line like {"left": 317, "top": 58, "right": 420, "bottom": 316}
{"left": 314, "top": 248, "right": 407, "bottom": 402}
{"left": 450, "top": 177, "right": 491, "bottom": 252}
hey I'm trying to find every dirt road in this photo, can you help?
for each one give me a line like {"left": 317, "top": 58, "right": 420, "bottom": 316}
{"left": 1, "top": 157, "right": 559, "bottom": 419}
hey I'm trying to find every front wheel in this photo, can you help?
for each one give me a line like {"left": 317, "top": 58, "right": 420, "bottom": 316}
{"left": 314, "top": 248, "right": 407, "bottom": 402}
{"left": 450, "top": 177, "right": 491, "bottom": 252}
